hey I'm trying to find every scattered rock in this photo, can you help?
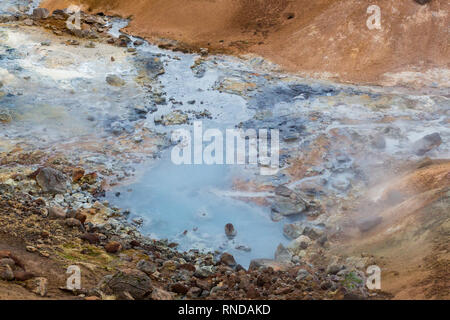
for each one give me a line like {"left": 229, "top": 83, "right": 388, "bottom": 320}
{"left": 326, "top": 263, "right": 343, "bottom": 275}
{"left": 288, "top": 235, "right": 311, "bottom": 252}
{"left": 136, "top": 260, "right": 157, "bottom": 275}
{"left": 32, "top": 8, "right": 50, "bottom": 20}
{"left": 320, "top": 280, "right": 333, "bottom": 290}
{"left": 272, "top": 192, "right": 307, "bottom": 216}
{"left": 48, "top": 206, "right": 66, "bottom": 220}
{"left": 23, "top": 19, "right": 34, "bottom": 26}
{"left": 0, "top": 265, "right": 14, "bottom": 281}
{"left": 80, "top": 233, "right": 100, "bottom": 244}
{"left": 161, "top": 111, "right": 188, "bottom": 126}
{"left": 187, "top": 286, "right": 202, "bottom": 298}
{"left": 274, "top": 244, "right": 292, "bottom": 263}
{"left": 171, "top": 283, "right": 189, "bottom": 295}
{"left": 225, "top": 223, "right": 237, "bottom": 239}
{"left": 194, "top": 266, "right": 215, "bottom": 278}
{"left": 0, "top": 258, "right": 15, "bottom": 268}
{"left": 220, "top": 253, "right": 237, "bottom": 267}
{"left": 249, "top": 259, "right": 290, "bottom": 272}
{"left": 13, "top": 271, "right": 34, "bottom": 281}
{"left": 25, "top": 277, "right": 48, "bottom": 297}
{"left": 26, "top": 246, "right": 37, "bottom": 253}
{"left": 296, "top": 269, "right": 310, "bottom": 280}
{"left": 0, "top": 109, "right": 13, "bottom": 123}
{"left": 35, "top": 167, "right": 68, "bottom": 194}
{"left": 106, "top": 269, "right": 152, "bottom": 299}
{"left": 412, "top": 132, "right": 442, "bottom": 156}
{"left": 65, "top": 218, "right": 85, "bottom": 231}
{"left": 105, "top": 241, "right": 122, "bottom": 253}
{"left": 75, "top": 211, "right": 87, "bottom": 224}
{"left": 106, "top": 75, "right": 125, "bottom": 87}
{"left": 151, "top": 287, "right": 173, "bottom": 300}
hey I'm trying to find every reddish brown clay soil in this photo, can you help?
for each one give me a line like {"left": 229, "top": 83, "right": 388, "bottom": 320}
{"left": 333, "top": 161, "right": 450, "bottom": 299}
{"left": 41, "top": 0, "right": 449, "bottom": 85}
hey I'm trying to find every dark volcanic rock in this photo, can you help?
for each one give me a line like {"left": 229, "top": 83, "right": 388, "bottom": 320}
{"left": 412, "top": 132, "right": 442, "bottom": 156}
{"left": 225, "top": 223, "right": 237, "bottom": 239}
{"left": 171, "top": 283, "right": 189, "bottom": 295}
{"left": 106, "top": 269, "right": 152, "bottom": 299}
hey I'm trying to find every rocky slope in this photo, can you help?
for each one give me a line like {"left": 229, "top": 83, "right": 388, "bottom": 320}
{"left": 40, "top": 0, "right": 449, "bottom": 86}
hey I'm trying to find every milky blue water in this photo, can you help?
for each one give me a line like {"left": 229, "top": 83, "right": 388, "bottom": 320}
{"left": 106, "top": 153, "right": 288, "bottom": 268}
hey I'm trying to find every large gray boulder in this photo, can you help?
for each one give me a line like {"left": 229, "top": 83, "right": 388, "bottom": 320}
{"left": 412, "top": 132, "right": 442, "bottom": 156}
{"left": 35, "top": 167, "right": 68, "bottom": 194}
{"left": 105, "top": 269, "right": 152, "bottom": 300}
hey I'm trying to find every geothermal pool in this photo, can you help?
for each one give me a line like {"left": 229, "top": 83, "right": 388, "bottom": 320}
{"left": 1, "top": 1, "right": 448, "bottom": 268}
{"left": 106, "top": 154, "right": 288, "bottom": 267}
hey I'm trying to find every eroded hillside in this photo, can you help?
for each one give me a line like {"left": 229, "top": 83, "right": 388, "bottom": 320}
{"left": 41, "top": 0, "right": 449, "bottom": 86}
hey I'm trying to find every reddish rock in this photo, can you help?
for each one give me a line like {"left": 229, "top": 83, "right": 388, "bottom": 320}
{"left": 105, "top": 241, "right": 122, "bottom": 253}
{"left": 0, "top": 251, "right": 24, "bottom": 270}
{"left": 81, "top": 172, "right": 98, "bottom": 185}
{"left": 48, "top": 206, "right": 66, "bottom": 220}
{"left": 65, "top": 218, "right": 85, "bottom": 231}
{"left": 41, "top": 231, "right": 50, "bottom": 239}
{"left": 80, "top": 233, "right": 100, "bottom": 244}
{"left": 195, "top": 279, "right": 213, "bottom": 291}
{"left": 75, "top": 211, "right": 87, "bottom": 224}
{"left": 246, "top": 284, "right": 259, "bottom": 299}
{"left": 178, "top": 263, "right": 196, "bottom": 272}
{"left": 0, "top": 251, "right": 11, "bottom": 259}
{"left": 220, "top": 253, "right": 237, "bottom": 267}
{"left": 129, "top": 240, "right": 141, "bottom": 248}
{"left": 168, "top": 242, "right": 178, "bottom": 248}
{"left": 187, "top": 286, "right": 202, "bottom": 298}
{"left": 225, "top": 223, "right": 237, "bottom": 238}
{"left": 171, "top": 283, "right": 189, "bottom": 295}
{"left": 13, "top": 271, "right": 35, "bottom": 281}
{"left": 25, "top": 277, "right": 48, "bottom": 297}
{"left": 72, "top": 168, "right": 85, "bottom": 183}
